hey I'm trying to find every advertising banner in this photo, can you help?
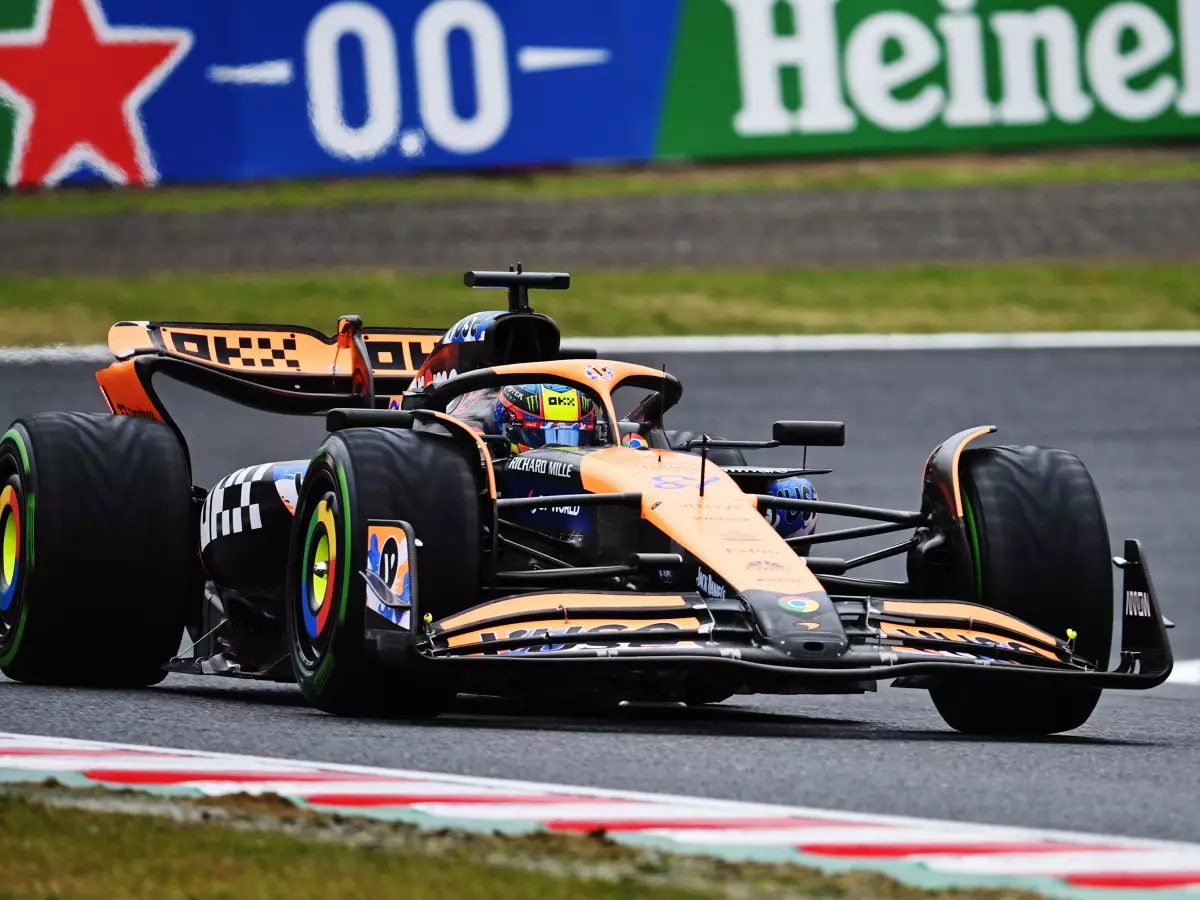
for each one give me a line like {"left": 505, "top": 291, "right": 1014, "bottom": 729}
{"left": 658, "top": 0, "right": 1200, "bottom": 159}
{"left": 0, "top": 0, "right": 680, "bottom": 185}
{"left": 0, "top": 0, "right": 1197, "bottom": 187}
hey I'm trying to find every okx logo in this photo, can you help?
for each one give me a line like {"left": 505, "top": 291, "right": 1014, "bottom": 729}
{"left": 0, "top": 0, "right": 191, "bottom": 186}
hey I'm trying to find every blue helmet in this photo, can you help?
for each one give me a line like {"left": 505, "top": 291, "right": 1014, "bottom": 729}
{"left": 763, "top": 476, "right": 819, "bottom": 538}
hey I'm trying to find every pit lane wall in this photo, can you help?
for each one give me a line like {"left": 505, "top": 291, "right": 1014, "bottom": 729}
{"left": 1, "top": 0, "right": 1199, "bottom": 188}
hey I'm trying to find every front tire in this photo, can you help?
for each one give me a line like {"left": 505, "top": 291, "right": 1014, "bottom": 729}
{"left": 0, "top": 414, "right": 197, "bottom": 686}
{"left": 929, "top": 445, "right": 1113, "bottom": 736}
{"left": 286, "top": 427, "right": 481, "bottom": 717}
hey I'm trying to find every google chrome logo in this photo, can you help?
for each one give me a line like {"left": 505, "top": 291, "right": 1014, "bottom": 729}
{"left": 778, "top": 595, "right": 820, "bottom": 614}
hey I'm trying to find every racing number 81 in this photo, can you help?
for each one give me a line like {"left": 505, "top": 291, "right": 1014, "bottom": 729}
{"left": 652, "top": 475, "right": 721, "bottom": 491}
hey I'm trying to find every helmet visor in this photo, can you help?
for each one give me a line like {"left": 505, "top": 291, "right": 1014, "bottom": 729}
{"left": 507, "top": 424, "right": 593, "bottom": 449}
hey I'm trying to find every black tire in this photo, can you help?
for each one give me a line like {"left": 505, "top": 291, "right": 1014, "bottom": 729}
{"left": 929, "top": 445, "right": 1112, "bottom": 736}
{"left": 0, "top": 413, "right": 197, "bottom": 686}
{"left": 664, "top": 430, "right": 747, "bottom": 468}
{"left": 286, "top": 427, "right": 481, "bottom": 717}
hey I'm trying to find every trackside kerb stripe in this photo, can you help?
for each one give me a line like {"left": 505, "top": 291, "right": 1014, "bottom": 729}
{"left": 0, "top": 732, "right": 1198, "bottom": 899}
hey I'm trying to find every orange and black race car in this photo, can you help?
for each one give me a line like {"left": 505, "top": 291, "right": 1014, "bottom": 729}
{"left": 0, "top": 267, "right": 1175, "bottom": 735}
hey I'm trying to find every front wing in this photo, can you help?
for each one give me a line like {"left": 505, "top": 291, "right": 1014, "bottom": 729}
{"left": 378, "top": 540, "right": 1172, "bottom": 691}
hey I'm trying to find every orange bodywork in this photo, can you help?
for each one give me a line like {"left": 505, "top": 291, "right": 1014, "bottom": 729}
{"left": 881, "top": 600, "right": 1061, "bottom": 648}
{"left": 950, "top": 426, "right": 996, "bottom": 518}
{"left": 426, "top": 411, "right": 498, "bottom": 500}
{"left": 446, "top": 616, "right": 703, "bottom": 650}
{"left": 107, "top": 322, "right": 442, "bottom": 378}
{"left": 439, "top": 359, "right": 831, "bottom": 602}
{"left": 94, "top": 359, "right": 163, "bottom": 422}
{"left": 879, "top": 622, "right": 1061, "bottom": 661}
{"left": 108, "top": 322, "right": 155, "bottom": 357}
{"left": 580, "top": 446, "right": 827, "bottom": 599}
{"left": 438, "top": 592, "right": 693, "bottom": 632}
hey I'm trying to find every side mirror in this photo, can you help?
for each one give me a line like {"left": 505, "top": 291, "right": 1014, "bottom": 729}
{"left": 327, "top": 408, "right": 414, "bottom": 432}
{"left": 773, "top": 421, "right": 845, "bottom": 447}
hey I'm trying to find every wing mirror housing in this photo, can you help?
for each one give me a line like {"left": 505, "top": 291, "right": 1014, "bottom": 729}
{"left": 773, "top": 421, "right": 845, "bottom": 447}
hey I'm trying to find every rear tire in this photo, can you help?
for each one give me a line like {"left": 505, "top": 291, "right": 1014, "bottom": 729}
{"left": 286, "top": 427, "right": 481, "bottom": 717}
{"left": 0, "top": 414, "right": 197, "bottom": 686}
{"left": 929, "top": 445, "right": 1112, "bottom": 736}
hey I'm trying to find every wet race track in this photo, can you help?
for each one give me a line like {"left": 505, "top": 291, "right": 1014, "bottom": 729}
{"left": 1, "top": 346, "right": 1198, "bottom": 842}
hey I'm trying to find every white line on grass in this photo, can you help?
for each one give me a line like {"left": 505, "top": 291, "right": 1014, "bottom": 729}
{"left": 0, "top": 344, "right": 111, "bottom": 365}
{"left": 4, "top": 331, "right": 1200, "bottom": 365}
{"left": 577, "top": 331, "right": 1200, "bottom": 354}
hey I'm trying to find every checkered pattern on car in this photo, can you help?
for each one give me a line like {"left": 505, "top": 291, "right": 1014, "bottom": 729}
{"left": 199, "top": 463, "right": 276, "bottom": 550}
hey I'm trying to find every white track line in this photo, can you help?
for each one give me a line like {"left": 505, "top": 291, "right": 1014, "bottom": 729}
{"left": 579, "top": 331, "right": 1200, "bottom": 354}
{"left": 0, "top": 344, "right": 110, "bottom": 365}
{"left": 3, "top": 331, "right": 1200, "bottom": 365}
{"left": 1167, "top": 659, "right": 1200, "bottom": 686}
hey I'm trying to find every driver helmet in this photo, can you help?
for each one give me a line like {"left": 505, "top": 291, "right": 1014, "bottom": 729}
{"left": 494, "top": 383, "right": 598, "bottom": 452}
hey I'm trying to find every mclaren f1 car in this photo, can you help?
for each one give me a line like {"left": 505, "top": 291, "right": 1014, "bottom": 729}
{"left": 0, "top": 266, "right": 1174, "bottom": 735}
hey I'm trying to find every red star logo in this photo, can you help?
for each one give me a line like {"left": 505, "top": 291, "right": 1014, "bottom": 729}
{"left": 0, "top": 0, "right": 191, "bottom": 187}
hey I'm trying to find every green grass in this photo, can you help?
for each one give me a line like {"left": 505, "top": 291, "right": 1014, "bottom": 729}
{"left": 0, "top": 793, "right": 703, "bottom": 900}
{"left": 0, "top": 788, "right": 1046, "bottom": 900}
{"left": 1, "top": 147, "right": 1198, "bottom": 219}
{"left": 1, "top": 263, "right": 1198, "bottom": 347}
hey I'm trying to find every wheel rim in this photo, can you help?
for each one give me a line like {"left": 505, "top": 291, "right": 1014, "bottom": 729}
{"left": 0, "top": 484, "right": 20, "bottom": 616}
{"left": 298, "top": 490, "right": 338, "bottom": 659}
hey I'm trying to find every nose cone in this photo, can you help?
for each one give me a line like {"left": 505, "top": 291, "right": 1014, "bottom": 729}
{"left": 743, "top": 590, "right": 849, "bottom": 660}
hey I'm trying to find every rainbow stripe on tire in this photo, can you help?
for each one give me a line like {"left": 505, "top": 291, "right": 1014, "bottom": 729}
{"left": 301, "top": 499, "right": 337, "bottom": 640}
{"left": 0, "top": 486, "right": 20, "bottom": 613}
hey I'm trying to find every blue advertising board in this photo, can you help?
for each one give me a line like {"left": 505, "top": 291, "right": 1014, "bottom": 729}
{"left": 0, "top": 0, "right": 680, "bottom": 185}
{"left": 9, "top": 0, "right": 1195, "bottom": 188}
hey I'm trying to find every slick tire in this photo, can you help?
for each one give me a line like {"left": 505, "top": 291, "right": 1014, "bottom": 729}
{"left": 0, "top": 414, "right": 198, "bottom": 686}
{"left": 287, "top": 427, "right": 481, "bottom": 718}
{"left": 665, "top": 430, "right": 747, "bottom": 468}
{"left": 928, "top": 445, "right": 1113, "bottom": 736}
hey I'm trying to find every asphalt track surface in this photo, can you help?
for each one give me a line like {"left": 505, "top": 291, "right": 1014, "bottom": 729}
{"left": 4, "top": 180, "right": 1200, "bottom": 274}
{"left": 0, "top": 347, "right": 1197, "bottom": 842}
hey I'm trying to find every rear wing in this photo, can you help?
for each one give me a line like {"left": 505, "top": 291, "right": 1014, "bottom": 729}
{"left": 96, "top": 264, "right": 575, "bottom": 472}
{"left": 97, "top": 319, "right": 446, "bottom": 475}
{"left": 108, "top": 321, "right": 444, "bottom": 379}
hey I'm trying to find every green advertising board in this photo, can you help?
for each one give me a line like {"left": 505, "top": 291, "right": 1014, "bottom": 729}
{"left": 657, "top": 0, "right": 1200, "bottom": 159}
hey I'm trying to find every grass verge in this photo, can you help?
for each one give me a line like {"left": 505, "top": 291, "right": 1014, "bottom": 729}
{"left": 1, "top": 147, "right": 1197, "bottom": 219}
{"left": 0, "top": 786, "right": 1044, "bottom": 900}
{"left": 1, "top": 263, "right": 1198, "bottom": 347}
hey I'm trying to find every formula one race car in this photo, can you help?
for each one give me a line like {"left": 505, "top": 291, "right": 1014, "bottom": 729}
{"left": 0, "top": 267, "right": 1174, "bottom": 735}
